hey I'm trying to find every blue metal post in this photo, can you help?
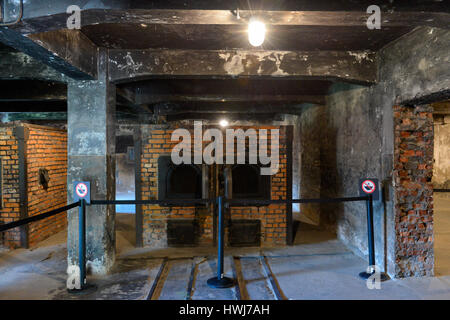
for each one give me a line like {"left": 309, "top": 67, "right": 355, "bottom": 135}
{"left": 217, "top": 196, "right": 224, "bottom": 279}
{"left": 79, "top": 199, "right": 86, "bottom": 288}
{"left": 207, "top": 196, "right": 234, "bottom": 288}
{"left": 359, "top": 194, "right": 388, "bottom": 281}
{"left": 367, "top": 194, "right": 375, "bottom": 267}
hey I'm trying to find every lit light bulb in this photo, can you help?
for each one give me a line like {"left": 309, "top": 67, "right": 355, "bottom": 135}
{"left": 248, "top": 18, "right": 266, "bottom": 47}
{"left": 219, "top": 119, "right": 229, "bottom": 127}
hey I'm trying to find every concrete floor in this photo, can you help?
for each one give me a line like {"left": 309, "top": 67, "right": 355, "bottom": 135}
{"left": 0, "top": 197, "right": 449, "bottom": 300}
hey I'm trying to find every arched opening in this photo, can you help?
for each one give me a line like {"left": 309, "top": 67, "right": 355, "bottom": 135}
{"left": 230, "top": 164, "right": 271, "bottom": 200}
{"left": 158, "top": 155, "right": 203, "bottom": 200}
{"left": 167, "top": 164, "right": 202, "bottom": 198}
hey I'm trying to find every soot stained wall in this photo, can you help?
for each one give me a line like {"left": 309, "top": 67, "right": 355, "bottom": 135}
{"left": 298, "top": 27, "right": 450, "bottom": 278}
{"left": 139, "top": 123, "right": 289, "bottom": 248}
{"left": 116, "top": 125, "right": 137, "bottom": 214}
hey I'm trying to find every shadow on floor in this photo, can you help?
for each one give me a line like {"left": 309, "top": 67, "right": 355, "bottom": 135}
{"left": 293, "top": 220, "right": 337, "bottom": 245}
{"left": 116, "top": 213, "right": 136, "bottom": 255}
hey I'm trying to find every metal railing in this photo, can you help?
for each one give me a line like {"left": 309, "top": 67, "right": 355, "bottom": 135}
{"left": 0, "top": 194, "right": 384, "bottom": 291}
{"left": 0, "top": 201, "right": 79, "bottom": 233}
{"left": 206, "top": 195, "right": 381, "bottom": 288}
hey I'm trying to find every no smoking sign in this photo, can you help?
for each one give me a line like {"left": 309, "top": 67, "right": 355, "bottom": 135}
{"left": 359, "top": 178, "right": 380, "bottom": 201}
{"left": 73, "top": 181, "right": 91, "bottom": 203}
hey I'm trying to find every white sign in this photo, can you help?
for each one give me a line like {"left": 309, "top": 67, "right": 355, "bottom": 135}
{"left": 75, "top": 182, "right": 88, "bottom": 198}
{"left": 361, "top": 180, "right": 376, "bottom": 194}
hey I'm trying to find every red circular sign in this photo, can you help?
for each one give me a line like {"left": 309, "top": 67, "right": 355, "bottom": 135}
{"left": 75, "top": 182, "right": 88, "bottom": 198}
{"left": 361, "top": 180, "right": 376, "bottom": 194}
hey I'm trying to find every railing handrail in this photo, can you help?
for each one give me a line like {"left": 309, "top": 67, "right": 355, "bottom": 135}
{"left": 0, "top": 201, "right": 80, "bottom": 233}
{"left": 89, "top": 199, "right": 212, "bottom": 205}
{"left": 0, "top": 196, "right": 371, "bottom": 233}
{"left": 225, "top": 196, "right": 369, "bottom": 206}
{"left": 1, "top": 194, "right": 382, "bottom": 291}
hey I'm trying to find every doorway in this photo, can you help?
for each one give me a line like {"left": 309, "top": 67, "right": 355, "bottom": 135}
{"left": 432, "top": 100, "right": 450, "bottom": 276}
{"left": 115, "top": 134, "right": 137, "bottom": 251}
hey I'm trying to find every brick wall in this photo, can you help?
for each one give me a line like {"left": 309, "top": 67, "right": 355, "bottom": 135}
{"left": 140, "top": 124, "right": 288, "bottom": 248}
{"left": 0, "top": 123, "right": 67, "bottom": 249}
{"left": 26, "top": 125, "right": 67, "bottom": 247}
{"left": 393, "top": 105, "right": 434, "bottom": 277}
{"left": 0, "top": 125, "right": 20, "bottom": 248}
{"left": 229, "top": 126, "right": 288, "bottom": 246}
{"left": 141, "top": 124, "right": 210, "bottom": 247}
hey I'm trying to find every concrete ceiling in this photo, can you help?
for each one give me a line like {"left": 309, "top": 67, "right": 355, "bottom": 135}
{"left": 81, "top": 24, "right": 414, "bottom": 51}
{"left": 0, "top": 0, "right": 449, "bottom": 121}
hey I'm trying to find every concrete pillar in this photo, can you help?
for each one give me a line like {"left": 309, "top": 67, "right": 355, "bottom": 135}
{"left": 67, "top": 50, "right": 116, "bottom": 275}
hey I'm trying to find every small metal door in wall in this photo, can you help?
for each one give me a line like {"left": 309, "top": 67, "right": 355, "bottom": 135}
{"left": 222, "top": 164, "right": 262, "bottom": 247}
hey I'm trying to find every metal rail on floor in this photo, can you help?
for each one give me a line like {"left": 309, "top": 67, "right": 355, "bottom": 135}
{"left": 146, "top": 257, "right": 168, "bottom": 300}
{"left": 0, "top": 194, "right": 386, "bottom": 292}
{"left": 0, "top": 198, "right": 211, "bottom": 292}
{"left": 204, "top": 194, "right": 387, "bottom": 289}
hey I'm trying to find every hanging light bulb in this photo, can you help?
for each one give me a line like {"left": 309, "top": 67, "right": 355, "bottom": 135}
{"left": 219, "top": 119, "right": 229, "bottom": 127}
{"left": 248, "top": 18, "right": 266, "bottom": 47}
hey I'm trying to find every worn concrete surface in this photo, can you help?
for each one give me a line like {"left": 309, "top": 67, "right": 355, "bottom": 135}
{"left": 156, "top": 258, "right": 193, "bottom": 300}
{"left": 297, "top": 105, "right": 324, "bottom": 226}
{"left": 67, "top": 49, "right": 117, "bottom": 275}
{"left": 238, "top": 257, "right": 276, "bottom": 300}
{"left": 1, "top": 211, "right": 450, "bottom": 300}
{"left": 296, "top": 27, "right": 450, "bottom": 279}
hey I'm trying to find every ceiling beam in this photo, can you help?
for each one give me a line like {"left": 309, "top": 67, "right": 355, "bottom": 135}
{"left": 0, "top": 100, "right": 67, "bottom": 112}
{"left": 84, "top": 10, "right": 450, "bottom": 28}
{"left": 153, "top": 103, "right": 310, "bottom": 115}
{"left": 165, "top": 112, "right": 284, "bottom": 122}
{"left": 5, "top": 112, "right": 68, "bottom": 121}
{"left": 109, "top": 49, "right": 377, "bottom": 84}
{"left": 122, "top": 78, "right": 332, "bottom": 96}
{"left": 116, "top": 87, "right": 153, "bottom": 115}
{"left": 2, "top": 111, "right": 142, "bottom": 121}
{"left": 0, "top": 50, "right": 67, "bottom": 82}
{"left": 0, "top": 28, "right": 97, "bottom": 80}
{"left": 0, "top": 80, "right": 67, "bottom": 101}
{"left": 136, "top": 94, "right": 325, "bottom": 105}
{"left": 7, "top": 8, "right": 449, "bottom": 34}
{"left": 3, "top": 0, "right": 449, "bottom": 20}
{"left": 116, "top": 88, "right": 136, "bottom": 104}
{"left": 432, "top": 101, "right": 450, "bottom": 115}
